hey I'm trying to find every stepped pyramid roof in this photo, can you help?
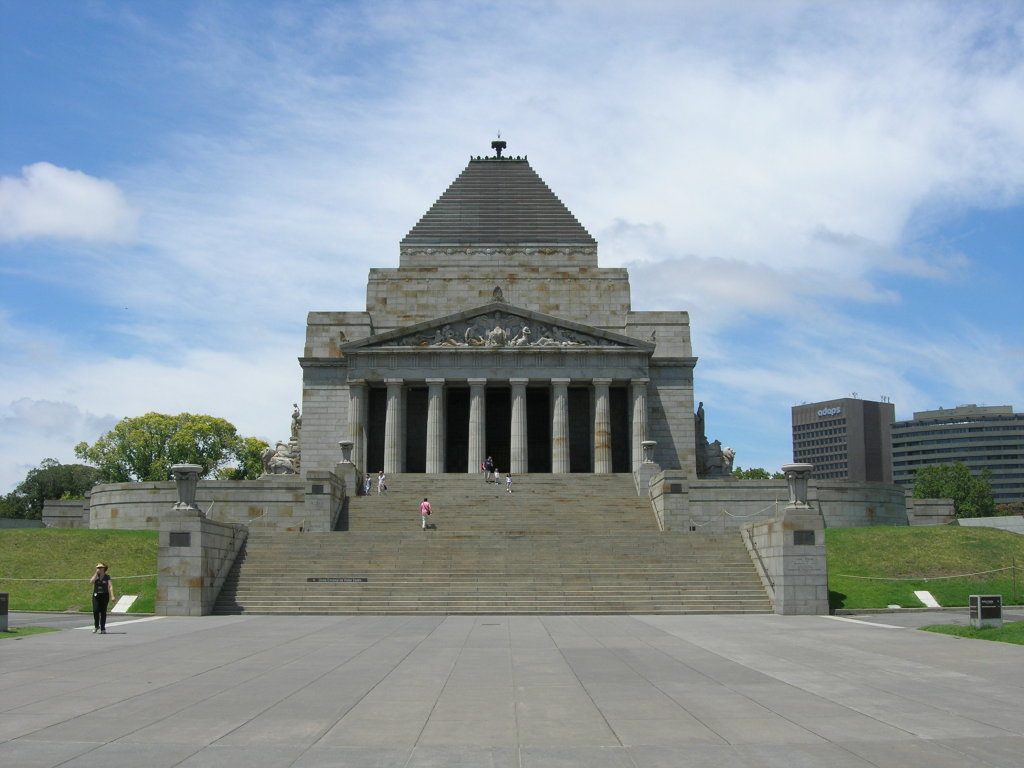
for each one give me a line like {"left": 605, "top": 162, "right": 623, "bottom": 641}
{"left": 401, "top": 148, "right": 595, "bottom": 247}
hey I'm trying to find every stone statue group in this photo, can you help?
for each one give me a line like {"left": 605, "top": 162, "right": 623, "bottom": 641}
{"left": 694, "top": 401, "right": 735, "bottom": 478}
{"left": 260, "top": 404, "right": 302, "bottom": 476}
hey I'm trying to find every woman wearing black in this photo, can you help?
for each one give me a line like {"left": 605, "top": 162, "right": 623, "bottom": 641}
{"left": 89, "top": 563, "right": 115, "bottom": 634}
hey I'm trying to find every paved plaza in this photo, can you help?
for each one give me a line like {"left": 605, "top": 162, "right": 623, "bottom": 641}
{"left": 2, "top": 610, "right": 1023, "bottom": 767}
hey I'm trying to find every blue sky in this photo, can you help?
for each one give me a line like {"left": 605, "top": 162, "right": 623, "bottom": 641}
{"left": 2, "top": 0, "right": 1022, "bottom": 492}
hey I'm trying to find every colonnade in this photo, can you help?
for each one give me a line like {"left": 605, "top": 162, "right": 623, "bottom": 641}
{"left": 347, "top": 377, "right": 649, "bottom": 474}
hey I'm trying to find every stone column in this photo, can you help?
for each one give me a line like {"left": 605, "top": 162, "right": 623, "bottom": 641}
{"left": 593, "top": 378, "right": 612, "bottom": 473}
{"left": 510, "top": 378, "right": 528, "bottom": 475}
{"left": 630, "top": 378, "right": 649, "bottom": 473}
{"left": 426, "top": 379, "right": 446, "bottom": 474}
{"left": 347, "top": 380, "right": 366, "bottom": 474}
{"left": 467, "top": 378, "right": 487, "bottom": 474}
{"left": 551, "top": 378, "right": 570, "bottom": 474}
{"left": 383, "top": 379, "right": 404, "bottom": 474}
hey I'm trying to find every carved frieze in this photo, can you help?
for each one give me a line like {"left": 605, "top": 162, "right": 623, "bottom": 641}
{"left": 380, "top": 310, "right": 619, "bottom": 348}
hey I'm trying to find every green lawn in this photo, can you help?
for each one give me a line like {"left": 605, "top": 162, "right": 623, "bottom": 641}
{"left": 827, "top": 525, "right": 1024, "bottom": 610}
{"left": 921, "top": 621, "right": 1024, "bottom": 645}
{"left": 0, "top": 626, "right": 60, "bottom": 640}
{"left": 0, "top": 529, "right": 158, "bottom": 613}
{"left": 3, "top": 524, "right": 1022, "bottom": 621}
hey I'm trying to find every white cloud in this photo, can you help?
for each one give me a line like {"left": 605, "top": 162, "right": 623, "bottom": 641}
{"left": 0, "top": 399, "right": 117, "bottom": 493}
{"left": 0, "top": 163, "right": 138, "bottom": 243}
{"left": 0, "top": 342, "right": 300, "bottom": 494}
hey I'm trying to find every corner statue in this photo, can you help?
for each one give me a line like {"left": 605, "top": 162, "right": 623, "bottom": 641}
{"left": 695, "top": 402, "right": 735, "bottom": 478}
{"left": 261, "top": 405, "right": 302, "bottom": 476}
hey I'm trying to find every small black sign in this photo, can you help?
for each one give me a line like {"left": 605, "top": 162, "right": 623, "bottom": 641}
{"left": 169, "top": 532, "right": 191, "bottom": 547}
{"left": 970, "top": 594, "right": 1002, "bottom": 620}
{"left": 794, "top": 530, "right": 815, "bottom": 546}
{"left": 306, "top": 577, "right": 368, "bottom": 583}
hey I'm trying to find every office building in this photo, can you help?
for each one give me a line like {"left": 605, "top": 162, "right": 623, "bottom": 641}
{"left": 891, "top": 404, "right": 1024, "bottom": 505}
{"left": 792, "top": 398, "right": 895, "bottom": 481}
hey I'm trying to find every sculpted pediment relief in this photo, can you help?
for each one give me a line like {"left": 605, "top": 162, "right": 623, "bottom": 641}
{"left": 344, "top": 303, "right": 652, "bottom": 351}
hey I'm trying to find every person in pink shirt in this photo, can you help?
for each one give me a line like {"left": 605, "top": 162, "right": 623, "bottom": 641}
{"left": 420, "top": 498, "right": 432, "bottom": 529}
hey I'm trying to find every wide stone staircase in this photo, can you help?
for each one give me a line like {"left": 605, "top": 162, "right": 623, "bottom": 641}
{"left": 213, "top": 474, "right": 772, "bottom": 615}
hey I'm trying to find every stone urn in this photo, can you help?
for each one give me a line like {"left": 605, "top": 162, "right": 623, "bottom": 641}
{"left": 338, "top": 440, "right": 354, "bottom": 464}
{"left": 781, "top": 463, "right": 814, "bottom": 507}
{"left": 170, "top": 464, "right": 204, "bottom": 511}
{"left": 641, "top": 440, "right": 657, "bottom": 464}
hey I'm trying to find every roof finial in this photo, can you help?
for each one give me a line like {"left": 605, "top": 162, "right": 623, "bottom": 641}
{"left": 491, "top": 132, "right": 506, "bottom": 158}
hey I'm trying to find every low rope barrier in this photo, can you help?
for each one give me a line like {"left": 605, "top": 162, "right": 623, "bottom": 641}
{"left": 833, "top": 566, "right": 1018, "bottom": 582}
{"left": 719, "top": 501, "right": 781, "bottom": 519}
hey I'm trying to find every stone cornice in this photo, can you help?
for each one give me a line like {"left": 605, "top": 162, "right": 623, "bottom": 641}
{"left": 650, "top": 357, "right": 698, "bottom": 369}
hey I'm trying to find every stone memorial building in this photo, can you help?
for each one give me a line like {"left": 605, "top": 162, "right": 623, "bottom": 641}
{"left": 58, "top": 141, "right": 924, "bottom": 616}
{"left": 299, "top": 141, "right": 698, "bottom": 479}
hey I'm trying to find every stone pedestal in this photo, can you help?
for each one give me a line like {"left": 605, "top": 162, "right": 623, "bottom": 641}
{"left": 157, "top": 516, "right": 245, "bottom": 616}
{"left": 742, "top": 463, "right": 829, "bottom": 615}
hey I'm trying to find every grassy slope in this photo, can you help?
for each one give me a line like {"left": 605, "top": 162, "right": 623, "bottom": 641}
{"left": 0, "top": 529, "right": 158, "bottom": 613}
{"left": 826, "top": 526, "right": 1024, "bottom": 610}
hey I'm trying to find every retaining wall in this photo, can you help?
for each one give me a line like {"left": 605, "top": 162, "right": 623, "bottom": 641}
{"left": 86, "top": 476, "right": 343, "bottom": 533}
{"left": 649, "top": 473, "right": 910, "bottom": 532}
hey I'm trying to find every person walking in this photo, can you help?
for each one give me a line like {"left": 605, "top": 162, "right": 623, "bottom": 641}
{"left": 484, "top": 456, "right": 495, "bottom": 483}
{"left": 89, "top": 562, "right": 115, "bottom": 634}
{"left": 377, "top": 470, "right": 387, "bottom": 495}
{"left": 506, "top": 472, "right": 513, "bottom": 493}
{"left": 420, "top": 498, "right": 432, "bottom": 530}
{"left": 363, "top": 473, "right": 372, "bottom": 496}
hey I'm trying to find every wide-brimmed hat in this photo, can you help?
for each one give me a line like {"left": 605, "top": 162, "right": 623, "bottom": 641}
{"left": 95, "top": 563, "right": 108, "bottom": 569}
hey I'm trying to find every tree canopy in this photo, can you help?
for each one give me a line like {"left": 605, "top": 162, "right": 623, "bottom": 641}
{"left": 0, "top": 459, "right": 101, "bottom": 519}
{"left": 732, "top": 466, "right": 785, "bottom": 480}
{"left": 217, "top": 436, "right": 270, "bottom": 480}
{"left": 912, "top": 462, "right": 996, "bottom": 518}
{"left": 74, "top": 412, "right": 264, "bottom": 482}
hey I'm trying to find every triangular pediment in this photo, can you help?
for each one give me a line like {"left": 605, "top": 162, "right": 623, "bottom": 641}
{"left": 342, "top": 302, "right": 654, "bottom": 351}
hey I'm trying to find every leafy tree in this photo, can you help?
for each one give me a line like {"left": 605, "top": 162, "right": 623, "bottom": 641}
{"left": 733, "top": 466, "right": 785, "bottom": 480}
{"left": 0, "top": 459, "right": 101, "bottom": 519}
{"left": 217, "top": 436, "right": 270, "bottom": 480}
{"left": 75, "top": 412, "right": 244, "bottom": 482}
{"left": 912, "top": 462, "right": 996, "bottom": 518}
